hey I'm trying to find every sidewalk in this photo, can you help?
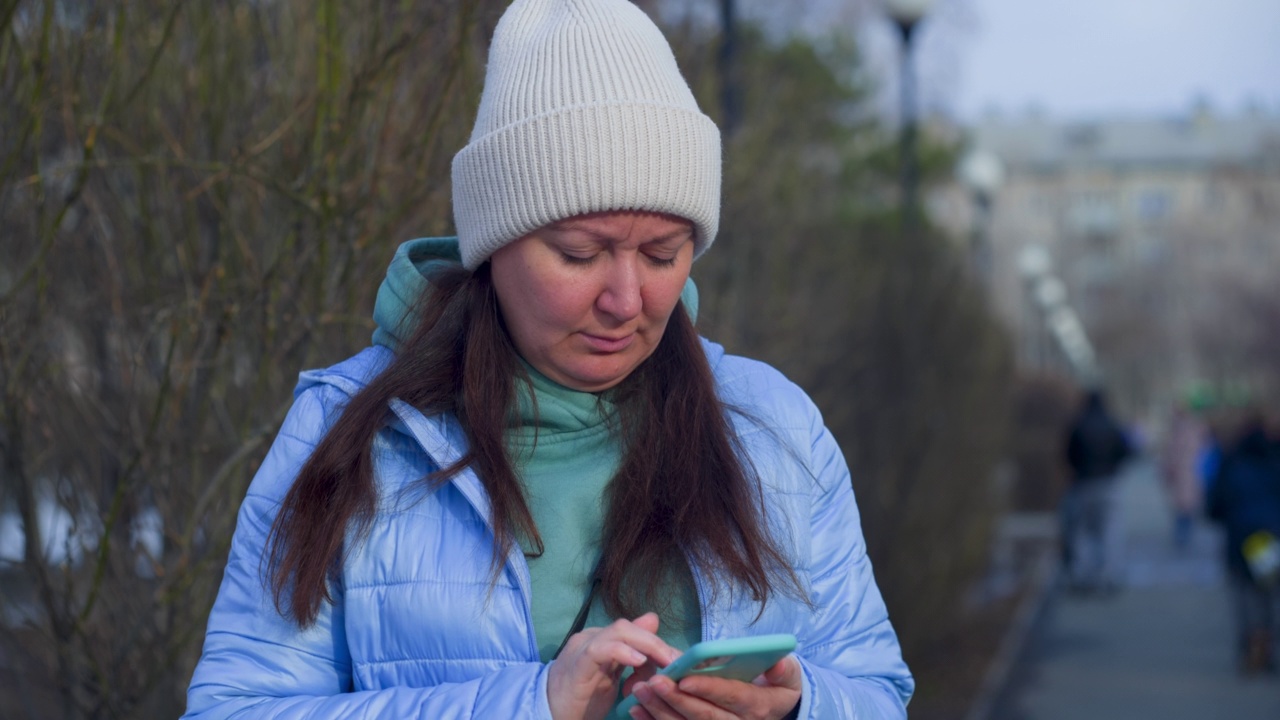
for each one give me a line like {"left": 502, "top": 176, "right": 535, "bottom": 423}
{"left": 990, "top": 457, "right": 1280, "bottom": 720}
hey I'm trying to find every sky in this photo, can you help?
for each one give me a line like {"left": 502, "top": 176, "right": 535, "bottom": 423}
{"left": 926, "top": 0, "right": 1280, "bottom": 121}
{"left": 671, "top": 0, "right": 1279, "bottom": 122}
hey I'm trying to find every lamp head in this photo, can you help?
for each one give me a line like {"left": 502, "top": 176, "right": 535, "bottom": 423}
{"left": 1017, "top": 243, "right": 1052, "bottom": 279}
{"left": 958, "top": 149, "right": 1005, "bottom": 198}
{"left": 883, "top": 0, "right": 937, "bottom": 28}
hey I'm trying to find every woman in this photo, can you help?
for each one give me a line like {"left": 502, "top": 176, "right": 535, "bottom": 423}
{"left": 182, "top": 1, "right": 913, "bottom": 718}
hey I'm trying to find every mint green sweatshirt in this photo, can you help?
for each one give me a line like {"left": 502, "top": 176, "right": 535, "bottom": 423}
{"left": 371, "top": 238, "right": 701, "bottom": 662}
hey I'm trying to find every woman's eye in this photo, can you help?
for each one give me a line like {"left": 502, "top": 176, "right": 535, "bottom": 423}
{"left": 646, "top": 254, "right": 678, "bottom": 268}
{"left": 559, "top": 252, "right": 597, "bottom": 266}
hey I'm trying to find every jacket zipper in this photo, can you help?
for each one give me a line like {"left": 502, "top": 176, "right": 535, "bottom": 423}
{"left": 389, "top": 399, "right": 541, "bottom": 660}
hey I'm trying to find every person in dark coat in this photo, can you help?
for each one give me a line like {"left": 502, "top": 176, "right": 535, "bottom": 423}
{"left": 1206, "top": 413, "right": 1280, "bottom": 674}
{"left": 1062, "top": 388, "right": 1134, "bottom": 594}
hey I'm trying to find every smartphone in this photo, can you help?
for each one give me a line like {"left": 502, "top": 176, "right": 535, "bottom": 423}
{"left": 613, "top": 633, "right": 797, "bottom": 718}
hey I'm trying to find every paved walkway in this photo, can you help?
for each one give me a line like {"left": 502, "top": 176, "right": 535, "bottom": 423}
{"left": 991, "top": 457, "right": 1280, "bottom": 720}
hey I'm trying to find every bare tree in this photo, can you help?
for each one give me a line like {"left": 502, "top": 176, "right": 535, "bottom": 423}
{"left": 1, "top": 1, "right": 506, "bottom": 716}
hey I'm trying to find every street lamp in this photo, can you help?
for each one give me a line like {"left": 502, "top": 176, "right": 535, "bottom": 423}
{"left": 718, "top": 0, "right": 740, "bottom": 136}
{"left": 1017, "top": 243, "right": 1055, "bottom": 371}
{"left": 1032, "top": 276, "right": 1066, "bottom": 310}
{"left": 958, "top": 148, "right": 1004, "bottom": 283}
{"left": 1048, "top": 306, "right": 1099, "bottom": 383}
{"left": 883, "top": 0, "right": 936, "bottom": 231}
{"left": 1017, "top": 243, "right": 1051, "bottom": 281}
{"left": 1016, "top": 243, "right": 1100, "bottom": 382}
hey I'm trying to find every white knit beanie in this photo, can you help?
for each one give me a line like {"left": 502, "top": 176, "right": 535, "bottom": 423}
{"left": 451, "top": 0, "right": 722, "bottom": 270}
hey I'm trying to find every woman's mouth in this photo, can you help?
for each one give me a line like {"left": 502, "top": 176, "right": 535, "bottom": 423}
{"left": 580, "top": 332, "right": 635, "bottom": 353}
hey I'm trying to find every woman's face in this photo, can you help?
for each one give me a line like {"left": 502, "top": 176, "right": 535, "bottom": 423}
{"left": 490, "top": 210, "right": 695, "bottom": 393}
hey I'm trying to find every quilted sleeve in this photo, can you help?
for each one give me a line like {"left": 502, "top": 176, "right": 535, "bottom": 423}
{"left": 790, "top": 397, "right": 915, "bottom": 719}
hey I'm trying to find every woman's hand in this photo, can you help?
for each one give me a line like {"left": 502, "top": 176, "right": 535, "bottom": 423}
{"left": 548, "top": 612, "right": 678, "bottom": 720}
{"left": 622, "top": 655, "right": 802, "bottom": 720}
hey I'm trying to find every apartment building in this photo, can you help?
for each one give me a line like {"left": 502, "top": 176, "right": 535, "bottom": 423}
{"left": 935, "top": 104, "right": 1280, "bottom": 409}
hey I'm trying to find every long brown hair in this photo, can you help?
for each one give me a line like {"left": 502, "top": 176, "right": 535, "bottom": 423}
{"left": 266, "top": 263, "right": 802, "bottom": 626}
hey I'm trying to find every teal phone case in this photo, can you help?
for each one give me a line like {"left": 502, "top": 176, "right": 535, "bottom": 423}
{"left": 613, "top": 634, "right": 797, "bottom": 718}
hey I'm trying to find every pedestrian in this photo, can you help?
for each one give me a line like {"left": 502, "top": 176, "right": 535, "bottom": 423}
{"left": 1160, "top": 402, "right": 1208, "bottom": 551}
{"left": 1199, "top": 424, "right": 1224, "bottom": 504}
{"left": 1062, "top": 388, "right": 1134, "bottom": 594}
{"left": 1206, "top": 413, "right": 1280, "bottom": 675}
{"left": 181, "top": 1, "right": 914, "bottom": 718}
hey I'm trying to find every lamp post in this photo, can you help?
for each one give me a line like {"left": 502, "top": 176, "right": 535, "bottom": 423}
{"left": 1018, "top": 244, "right": 1053, "bottom": 371}
{"left": 718, "top": 0, "right": 740, "bottom": 137}
{"left": 883, "top": 0, "right": 936, "bottom": 231}
{"left": 958, "top": 148, "right": 1004, "bottom": 284}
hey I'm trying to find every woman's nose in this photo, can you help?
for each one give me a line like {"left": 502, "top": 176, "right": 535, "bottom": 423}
{"left": 595, "top": 257, "right": 642, "bottom": 321}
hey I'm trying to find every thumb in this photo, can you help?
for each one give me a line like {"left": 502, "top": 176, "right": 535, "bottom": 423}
{"left": 760, "top": 655, "right": 802, "bottom": 690}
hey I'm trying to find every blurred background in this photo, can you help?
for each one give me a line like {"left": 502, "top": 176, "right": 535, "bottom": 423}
{"left": 1, "top": 0, "right": 1277, "bottom": 718}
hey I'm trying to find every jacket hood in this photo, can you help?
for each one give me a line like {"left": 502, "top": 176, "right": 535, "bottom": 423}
{"left": 372, "top": 237, "right": 701, "bottom": 353}
{"left": 371, "top": 237, "right": 463, "bottom": 352}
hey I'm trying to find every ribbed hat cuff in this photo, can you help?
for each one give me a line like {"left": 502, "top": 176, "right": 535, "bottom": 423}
{"left": 452, "top": 101, "right": 722, "bottom": 270}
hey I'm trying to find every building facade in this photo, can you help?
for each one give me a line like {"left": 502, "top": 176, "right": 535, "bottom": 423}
{"left": 936, "top": 105, "right": 1280, "bottom": 412}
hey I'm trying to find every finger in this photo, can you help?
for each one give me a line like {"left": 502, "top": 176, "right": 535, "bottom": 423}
{"left": 556, "top": 625, "right": 601, "bottom": 658}
{"left": 581, "top": 637, "right": 649, "bottom": 673}
{"left": 633, "top": 678, "right": 689, "bottom": 720}
{"left": 591, "top": 617, "right": 677, "bottom": 668}
{"left": 627, "top": 704, "right": 657, "bottom": 720}
{"left": 632, "top": 611, "right": 661, "bottom": 635}
{"left": 678, "top": 672, "right": 801, "bottom": 720}
{"left": 621, "top": 659, "right": 663, "bottom": 698}
{"left": 666, "top": 673, "right": 757, "bottom": 719}
{"left": 671, "top": 674, "right": 755, "bottom": 713}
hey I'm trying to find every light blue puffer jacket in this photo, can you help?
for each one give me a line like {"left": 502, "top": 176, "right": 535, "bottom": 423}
{"left": 183, "top": 340, "right": 914, "bottom": 719}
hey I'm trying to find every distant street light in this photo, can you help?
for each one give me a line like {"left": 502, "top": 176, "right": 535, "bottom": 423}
{"left": 958, "top": 148, "right": 1004, "bottom": 283}
{"left": 1033, "top": 276, "right": 1066, "bottom": 310}
{"left": 1048, "top": 306, "right": 1099, "bottom": 382}
{"left": 1015, "top": 243, "right": 1100, "bottom": 382}
{"left": 883, "top": 0, "right": 936, "bottom": 231}
{"left": 1018, "top": 243, "right": 1051, "bottom": 280}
